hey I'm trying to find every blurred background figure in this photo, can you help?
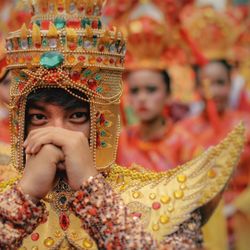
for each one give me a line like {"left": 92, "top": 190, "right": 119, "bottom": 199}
{"left": 178, "top": 6, "right": 250, "bottom": 250}
{"left": 116, "top": 15, "right": 197, "bottom": 172}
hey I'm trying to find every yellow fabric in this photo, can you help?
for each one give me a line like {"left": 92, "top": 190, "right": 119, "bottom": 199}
{"left": 202, "top": 201, "right": 228, "bottom": 250}
{"left": 233, "top": 186, "right": 250, "bottom": 250}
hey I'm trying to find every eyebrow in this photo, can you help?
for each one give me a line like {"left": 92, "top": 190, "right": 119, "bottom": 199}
{"left": 28, "top": 102, "right": 88, "bottom": 112}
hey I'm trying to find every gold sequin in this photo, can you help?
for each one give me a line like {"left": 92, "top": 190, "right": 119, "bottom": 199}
{"left": 152, "top": 224, "right": 160, "bottom": 231}
{"left": 149, "top": 193, "right": 156, "bottom": 200}
{"left": 159, "top": 215, "right": 169, "bottom": 224}
{"left": 167, "top": 204, "right": 174, "bottom": 213}
{"left": 207, "top": 169, "right": 217, "bottom": 178}
{"left": 160, "top": 195, "right": 171, "bottom": 204}
{"left": 174, "top": 190, "right": 184, "bottom": 199}
{"left": 31, "top": 247, "right": 39, "bottom": 250}
{"left": 177, "top": 175, "right": 187, "bottom": 183}
{"left": 44, "top": 237, "right": 55, "bottom": 247}
{"left": 82, "top": 238, "right": 94, "bottom": 248}
{"left": 132, "top": 191, "right": 141, "bottom": 199}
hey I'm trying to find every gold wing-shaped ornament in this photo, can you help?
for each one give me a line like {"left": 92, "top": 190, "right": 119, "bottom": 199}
{"left": 110, "top": 123, "right": 245, "bottom": 241}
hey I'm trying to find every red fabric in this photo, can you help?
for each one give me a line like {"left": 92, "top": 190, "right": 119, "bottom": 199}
{"left": 178, "top": 110, "right": 250, "bottom": 203}
{"left": 0, "top": 118, "right": 10, "bottom": 144}
{"left": 117, "top": 122, "right": 197, "bottom": 172}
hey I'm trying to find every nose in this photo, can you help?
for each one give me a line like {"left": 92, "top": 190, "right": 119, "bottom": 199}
{"left": 50, "top": 118, "right": 66, "bottom": 129}
{"left": 137, "top": 90, "right": 147, "bottom": 103}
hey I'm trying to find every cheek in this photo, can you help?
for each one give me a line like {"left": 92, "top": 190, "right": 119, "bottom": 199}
{"left": 148, "top": 91, "right": 167, "bottom": 108}
{"left": 70, "top": 121, "right": 90, "bottom": 138}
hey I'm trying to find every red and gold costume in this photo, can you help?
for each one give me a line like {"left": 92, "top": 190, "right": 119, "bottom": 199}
{"left": 0, "top": 1, "right": 246, "bottom": 249}
{"left": 180, "top": 7, "right": 250, "bottom": 249}
{"left": 117, "top": 123, "right": 197, "bottom": 172}
{"left": 117, "top": 16, "right": 195, "bottom": 171}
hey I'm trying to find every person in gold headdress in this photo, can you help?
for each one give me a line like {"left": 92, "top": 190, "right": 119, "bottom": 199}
{"left": 117, "top": 16, "right": 197, "bottom": 172}
{"left": 0, "top": 1, "right": 246, "bottom": 249}
{"left": 178, "top": 7, "right": 250, "bottom": 250}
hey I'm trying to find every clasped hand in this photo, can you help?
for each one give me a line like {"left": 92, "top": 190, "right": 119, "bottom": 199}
{"left": 19, "top": 127, "right": 97, "bottom": 201}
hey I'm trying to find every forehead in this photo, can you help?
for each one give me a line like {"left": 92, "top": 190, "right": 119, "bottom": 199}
{"left": 200, "top": 62, "right": 229, "bottom": 79}
{"left": 127, "top": 69, "right": 165, "bottom": 86}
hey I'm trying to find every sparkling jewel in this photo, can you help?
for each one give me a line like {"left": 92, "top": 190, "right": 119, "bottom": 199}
{"left": 71, "top": 71, "right": 81, "bottom": 81}
{"left": 67, "top": 20, "right": 81, "bottom": 29}
{"left": 160, "top": 195, "right": 171, "bottom": 204}
{"left": 159, "top": 215, "right": 169, "bottom": 224}
{"left": 59, "top": 212, "right": 70, "bottom": 231}
{"left": 208, "top": 168, "right": 217, "bottom": 178}
{"left": 174, "top": 190, "right": 184, "bottom": 199}
{"left": 21, "top": 40, "right": 28, "bottom": 50}
{"left": 40, "top": 52, "right": 64, "bottom": 69}
{"left": 132, "top": 191, "right": 141, "bottom": 199}
{"left": 149, "top": 193, "right": 156, "bottom": 200}
{"left": 6, "top": 40, "right": 13, "bottom": 51}
{"left": 78, "top": 55, "right": 85, "bottom": 62}
{"left": 81, "top": 18, "right": 91, "bottom": 28}
{"left": 41, "top": 20, "right": 50, "bottom": 30}
{"left": 67, "top": 55, "right": 76, "bottom": 63}
{"left": 84, "top": 40, "right": 92, "bottom": 49}
{"left": 54, "top": 17, "right": 66, "bottom": 29}
{"left": 177, "top": 175, "right": 187, "bottom": 183}
{"left": 152, "top": 202, "right": 161, "bottom": 210}
{"left": 49, "top": 38, "right": 57, "bottom": 48}
{"left": 82, "top": 238, "right": 93, "bottom": 248}
{"left": 44, "top": 237, "right": 55, "bottom": 247}
{"left": 152, "top": 224, "right": 160, "bottom": 231}
{"left": 31, "top": 232, "right": 39, "bottom": 241}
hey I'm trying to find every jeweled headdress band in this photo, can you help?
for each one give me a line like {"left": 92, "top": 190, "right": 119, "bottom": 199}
{"left": 6, "top": 0, "right": 126, "bottom": 171}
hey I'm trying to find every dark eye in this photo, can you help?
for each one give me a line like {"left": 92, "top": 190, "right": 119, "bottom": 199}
{"left": 130, "top": 87, "right": 139, "bottom": 95}
{"left": 146, "top": 86, "right": 157, "bottom": 93}
{"left": 70, "top": 112, "right": 89, "bottom": 123}
{"left": 28, "top": 114, "right": 47, "bottom": 126}
{"left": 216, "top": 79, "right": 226, "bottom": 86}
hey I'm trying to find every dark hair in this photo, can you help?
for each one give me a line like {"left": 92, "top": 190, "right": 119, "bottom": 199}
{"left": 25, "top": 88, "right": 90, "bottom": 135}
{"left": 159, "top": 70, "right": 171, "bottom": 95}
{"left": 193, "top": 59, "right": 232, "bottom": 88}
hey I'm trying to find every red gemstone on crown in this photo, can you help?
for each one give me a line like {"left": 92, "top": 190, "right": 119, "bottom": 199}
{"left": 67, "top": 20, "right": 81, "bottom": 29}
{"left": 41, "top": 20, "right": 50, "bottom": 30}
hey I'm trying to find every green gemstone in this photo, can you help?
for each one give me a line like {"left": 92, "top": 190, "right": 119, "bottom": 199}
{"left": 78, "top": 37, "right": 83, "bottom": 46}
{"left": 28, "top": 37, "right": 32, "bottom": 46}
{"left": 54, "top": 17, "right": 66, "bottom": 29}
{"left": 81, "top": 18, "right": 90, "bottom": 28}
{"left": 40, "top": 52, "right": 64, "bottom": 69}
{"left": 84, "top": 70, "right": 92, "bottom": 77}
{"left": 35, "top": 20, "right": 41, "bottom": 27}
{"left": 100, "top": 130, "right": 106, "bottom": 136}
{"left": 61, "top": 37, "right": 66, "bottom": 45}
{"left": 101, "top": 141, "right": 107, "bottom": 148}
{"left": 42, "top": 38, "right": 48, "bottom": 47}
{"left": 98, "top": 20, "right": 102, "bottom": 29}
{"left": 95, "top": 74, "right": 102, "bottom": 80}
{"left": 96, "top": 86, "right": 103, "bottom": 93}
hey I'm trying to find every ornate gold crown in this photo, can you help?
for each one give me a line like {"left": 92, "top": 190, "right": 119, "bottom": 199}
{"left": 6, "top": 0, "right": 126, "bottom": 171}
{"left": 183, "top": 7, "right": 239, "bottom": 62}
{"left": 125, "top": 16, "right": 188, "bottom": 70}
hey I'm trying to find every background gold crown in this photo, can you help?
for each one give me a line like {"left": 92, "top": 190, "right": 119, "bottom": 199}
{"left": 183, "top": 7, "right": 239, "bottom": 62}
{"left": 125, "top": 16, "right": 189, "bottom": 70}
